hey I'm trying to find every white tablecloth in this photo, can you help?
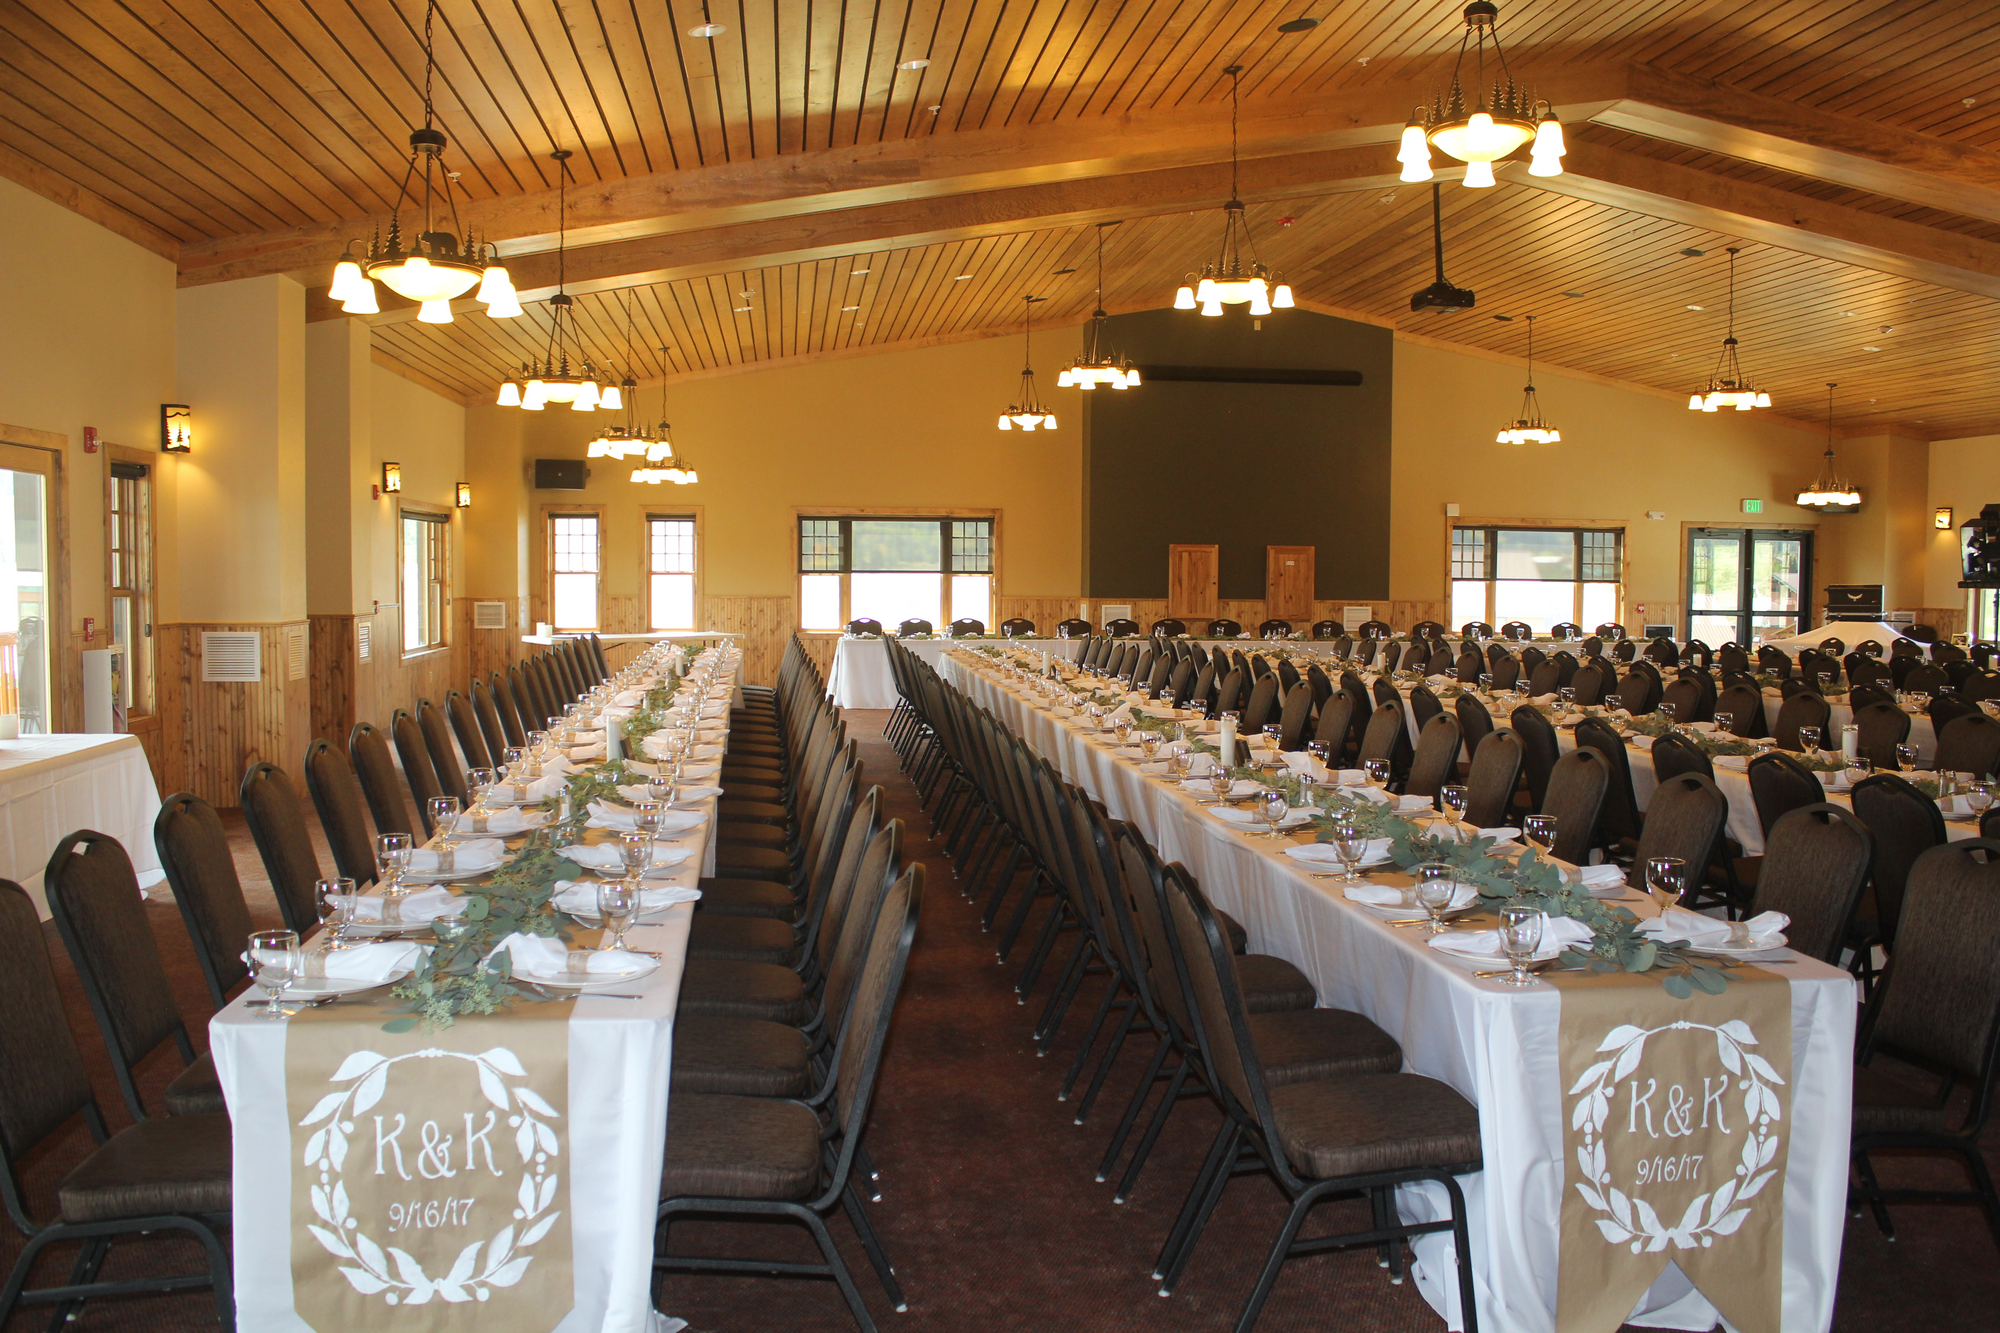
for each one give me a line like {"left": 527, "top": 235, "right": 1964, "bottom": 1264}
{"left": 0, "top": 733, "right": 164, "bottom": 918}
{"left": 213, "top": 646, "right": 739, "bottom": 1332}
{"left": 943, "top": 651, "right": 1853, "bottom": 1333}
{"left": 829, "top": 637, "right": 1086, "bottom": 708}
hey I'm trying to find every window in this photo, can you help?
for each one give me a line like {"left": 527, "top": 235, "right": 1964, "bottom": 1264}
{"left": 798, "top": 516, "right": 994, "bottom": 631}
{"left": 547, "top": 513, "right": 601, "bottom": 632}
{"left": 1687, "top": 529, "right": 1811, "bottom": 645}
{"left": 648, "top": 515, "right": 698, "bottom": 630}
{"left": 107, "top": 456, "right": 153, "bottom": 715}
{"left": 401, "top": 511, "right": 450, "bottom": 651}
{"left": 1450, "top": 526, "right": 1623, "bottom": 635}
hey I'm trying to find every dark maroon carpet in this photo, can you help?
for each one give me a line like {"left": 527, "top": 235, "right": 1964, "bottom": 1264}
{"left": 3, "top": 712, "right": 1996, "bottom": 1330}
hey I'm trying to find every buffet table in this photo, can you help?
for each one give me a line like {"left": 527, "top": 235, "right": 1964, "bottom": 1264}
{"left": 0, "top": 732, "right": 164, "bottom": 917}
{"left": 942, "top": 648, "right": 1854, "bottom": 1333}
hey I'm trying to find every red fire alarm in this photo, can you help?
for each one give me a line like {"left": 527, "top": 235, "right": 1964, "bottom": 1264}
{"left": 82, "top": 427, "right": 98, "bottom": 453}
{"left": 82, "top": 617, "right": 95, "bottom": 642}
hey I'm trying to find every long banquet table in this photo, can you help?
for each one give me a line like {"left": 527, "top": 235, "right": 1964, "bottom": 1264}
{"left": 0, "top": 732, "right": 165, "bottom": 918}
{"left": 212, "top": 644, "right": 738, "bottom": 1333}
{"left": 941, "top": 647, "right": 1854, "bottom": 1333}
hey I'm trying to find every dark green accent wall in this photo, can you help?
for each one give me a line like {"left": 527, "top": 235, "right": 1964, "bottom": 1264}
{"left": 1082, "top": 307, "right": 1393, "bottom": 600}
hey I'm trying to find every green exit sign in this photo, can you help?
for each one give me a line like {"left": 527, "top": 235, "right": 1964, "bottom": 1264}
{"left": 1741, "top": 498, "right": 1764, "bottom": 514}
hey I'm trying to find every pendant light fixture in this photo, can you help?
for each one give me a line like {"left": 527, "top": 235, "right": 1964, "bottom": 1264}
{"left": 328, "top": 0, "right": 518, "bottom": 321}
{"left": 1688, "top": 247, "right": 1771, "bottom": 412}
{"left": 996, "top": 296, "right": 1057, "bottom": 431}
{"left": 586, "top": 291, "right": 642, "bottom": 454}
{"left": 632, "top": 350, "right": 700, "bottom": 484}
{"left": 495, "top": 151, "right": 602, "bottom": 412}
{"left": 1058, "top": 224, "right": 1140, "bottom": 391}
{"left": 1796, "top": 382, "right": 1861, "bottom": 512}
{"left": 1496, "top": 314, "right": 1559, "bottom": 443}
{"left": 1173, "top": 66, "right": 1295, "bottom": 318}
{"left": 1397, "top": 2, "right": 1562, "bottom": 188}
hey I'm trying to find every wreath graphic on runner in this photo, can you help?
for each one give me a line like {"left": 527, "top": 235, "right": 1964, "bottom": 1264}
{"left": 1568, "top": 1019, "right": 1784, "bottom": 1253}
{"left": 298, "top": 1047, "right": 561, "bottom": 1305}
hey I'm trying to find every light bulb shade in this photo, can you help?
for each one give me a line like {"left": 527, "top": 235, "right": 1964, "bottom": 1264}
{"left": 1055, "top": 368, "right": 1073, "bottom": 387}
{"left": 1195, "top": 277, "right": 1216, "bottom": 303}
{"left": 522, "top": 380, "right": 548, "bottom": 410}
{"left": 682, "top": 469, "right": 698, "bottom": 483}
{"left": 418, "top": 299, "right": 454, "bottom": 323}
{"left": 1400, "top": 157, "right": 1435, "bottom": 183}
{"left": 1200, "top": 300, "right": 1223, "bottom": 317}
{"left": 570, "top": 395, "right": 595, "bottom": 412}
{"left": 1462, "top": 159, "right": 1497, "bottom": 188}
{"left": 328, "top": 259, "right": 367, "bottom": 303}
{"left": 1248, "top": 292, "right": 1272, "bottom": 317}
{"left": 998, "top": 415, "right": 1012, "bottom": 430}
{"left": 598, "top": 384, "right": 624, "bottom": 410}
{"left": 373, "top": 254, "right": 482, "bottom": 302}
{"left": 1043, "top": 415, "right": 1057, "bottom": 430}
{"left": 1532, "top": 113, "right": 1566, "bottom": 158}
{"left": 1173, "top": 285, "right": 1196, "bottom": 310}
{"left": 484, "top": 292, "right": 524, "bottom": 318}
{"left": 575, "top": 380, "right": 600, "bottom": 408}
{"left": 1527, "top": 151, "right": 1563, "bottom": 177}
{"left": 1397, "top": 121, "right": 1430, "bottom": 164}
{"left": 1271, "top": 284, "right": 1295, "bottom": 309}
{"left": 496, "top": 380, "right": 522, "bottom": 407}
{"left": 1755, "top": 392, "right": 1772, "bottom": 407}
{"left": 1429, "top": 112, "right": 1534, "bottom": 164}
{"left": 474, "top": 264, "right": 514, "bottom": 304}
{"left": 341, "top": 281, "right": 380, "bottom": 315}
{"left": 1688, "top": 395, "right": 1704, "bottom": 410}
{"left": 1125, "top": 367, "right": 1141, "bottom": 386}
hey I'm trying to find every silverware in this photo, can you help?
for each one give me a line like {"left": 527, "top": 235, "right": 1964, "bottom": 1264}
{"left": 1473, "top": 961, "right": 1555, "bottom": 979}
{"left": 583, "top": 992, "right": 647, "bottom": 999}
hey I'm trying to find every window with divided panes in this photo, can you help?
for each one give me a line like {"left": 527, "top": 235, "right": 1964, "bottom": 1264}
{"left": 401, "top": 511, "right": 450, "bottom": 651}
{"left": 1449, "top": 526, "right": 1622, "bottom": 635}
{"left": 798, "top": 517, "right": 994, "bottom": 631}
{"left": 108, "top": 458, "right": 153, "bottom": 714}
{"left": 548, "top": 513, "right": 600, "bottom": 632}
{"left": 648, "top": 516, "right": 698, "bottom": 630}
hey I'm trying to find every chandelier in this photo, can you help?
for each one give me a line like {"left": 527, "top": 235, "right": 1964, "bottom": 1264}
{"left": 1688, "top": 247, "right": 1771, "bottom": 412}
{"left": 328, "top": 0, "right": 518, "bottom": 321}
{"left": 1173, "top": 66, "right": 1294, "bottom": 317}
{"left": 1397, "top": 2, "right": 1563, "bottom": 188}
{"left": 495, "top": 152, "right": 603, "bottom": 411}
{"left": 631, "top": 349, "right": 699, "bottom": 484}
{"left": 1496, "top": 314, "right": 1559, "bottom": 443}
{"left": 586, "top": 296, "right": 650, "bottom": 455}
{"left": 1058, "top": 224, "right": 1141, "bottom": 391}
{"left": 996, "top": 296, "right": 1057, "bottom": 431}
{"left": 1796, "top": 383, "right": 1860, "bottom": 512}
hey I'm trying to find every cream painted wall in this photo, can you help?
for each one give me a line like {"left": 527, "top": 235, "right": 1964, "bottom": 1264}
{"left": 0, "top": 176, "right": 177, "bottom": 635}
{"left": 304, "top": 320, "right": 371, "bottom": 616}
{"left": 367, "top": 366, "right": 467, "bottom": 615}
{"left": 462, "top": 403, "right": 529, "bottom": 607}
{"left": 1390, "top": 338, "right": 1860, "bottom": 621}
{"left": 477, "top": 328, "right": 1087, "bottom": 608}
{"left": 1925, "top": 434, "right": 2000, "bottom": 609}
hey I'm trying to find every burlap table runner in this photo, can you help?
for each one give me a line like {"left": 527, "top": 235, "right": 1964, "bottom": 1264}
{"left": 1553, "top": 966, "right": 1792, "bottom": 1333}
{"left": 286, "top": 978, "right": 576, "bottom": 1328}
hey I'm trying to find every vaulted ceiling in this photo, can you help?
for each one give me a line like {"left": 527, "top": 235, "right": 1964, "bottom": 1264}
{"left": 8, "top": 0, "right": 2000, "bottom": 434}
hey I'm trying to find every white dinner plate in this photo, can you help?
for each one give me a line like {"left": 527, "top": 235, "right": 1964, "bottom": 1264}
{"left": 339, "top": 919, "right": 442, "bottom": 939}
{"left": 283, "top": 963, "right": 416, "bottom": 997}
{"left": 521, "top": 956, "right": 660, "bottom": 991}
{"left": 1362, "top": 902, "right": 1479, "bottom": 924}
{"left": 403, "top": 861, "right": 510, "bottom": 884}
{"left": 1689, "top": 933, "right": 1789, "bottom": 958}
{"left": 1428, "top": 938, "right": 1565, "bottom": 968}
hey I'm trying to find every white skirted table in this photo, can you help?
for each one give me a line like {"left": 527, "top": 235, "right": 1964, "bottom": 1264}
{"left": 0, "top": 733, "right": 164, "bottom": 918}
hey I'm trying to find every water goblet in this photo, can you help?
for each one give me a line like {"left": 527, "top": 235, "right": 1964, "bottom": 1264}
{"left": 248, "top": 929, "right": 300, "bottom": 1018}
{"left": 1169, "top": 750, "right": 1196, "bottom": 783}
{"left": 1970, "top": 781, "right": 1996, "bottom": 818}
{"left": 1659, "top": 701, "right": 1677, "bottom": 727}
{"left": 1333, "top": 826, "right": 1368, "bottom": 884}
{"left": 1304, "top": 740, "right": 1333, "bottom": 776}
{"left": 1798, "top": 724, "right": 1823, "bottom": 756}
{"left": 1186, "top": 699, "right": 1210, "bottom": 724}
{"left": 1113, "top": 717, "right": 1133, "bottom": 745}
{"left": 618, "top": 830, "right": 654, "bottom": 888}
{"left": 465, "top": 767, "right": 497, "bottom": 831}
{"left": 430, "top": 913, "right": 472, "bottom": 948}
{"left": 1895, "top": 743, "right": 1919, "bottom": 772}
{"left": 1523, "top": 813, "right": 1557, "bottom": 857}
{"left": 1258, "top": 790, "right": 1291, "bottom": 839}
{"left": 1364, "top": 758, "right": 1390, "bottom": 787}
{"left": 1414, "top": 864, "right": 1456, "bottom": 935}
{"left": 427, "top": 794, "right": 461, "bottom": 842}
{"left": 1206, "top": 770, "right": 1234, "bottom": 804}
{"left": 1713, "top": 710, "right": 1734, "bottom": 736}
{"left": 1439, "top": 784, "right": 1469, "bottom": 835}
{"left": 596, "top": 882, "right": 639, "bottom": 951}
{"left": 647, "top": 776, "right": 678, "bottom": 807}
{"left": 1499, "top": 905, "right": 1544, "bottom": 986}
{"left": 1645, "top": 855, "right": 1687, "bottom": 907}
{"left": 1137, "top": 732, "right": 1161, "bottom": 763}
{"left": 316, "top": 877, "right": 356, "bottom": 945}
{"left": 374, "top": 831, "right": 412, "bottom": 902}
{"left": 631, "top": 800, "right": 665, "bottom": 843}
{"left": 1478, "top": 673, "right": 1494, "bottom": 695}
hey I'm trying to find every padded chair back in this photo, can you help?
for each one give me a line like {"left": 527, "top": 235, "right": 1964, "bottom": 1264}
{"left": 154, "top": 793, "right": 254, "bottom": 1010}
{"left": 1355, "top": 638, "right": 1378, "bottom": 667}
{"left": 1205, "top": 619, "right": 1242, "bottom": 637}
{"left": 1314, "top": 691, "right": 1356, "bottom": 749}
{"left": 1276, "top": 659, "right": 1301, "bottom": 697}
{"left": 1903, "top": 664, "right": 1948, "bottom": 695}
{"left": 1149, "top": 618, "right": 1186, "bottom": 638}
{"left": 1463, "top": 728, "right": 1522, "bottom": 827}
{"left": 1851, "top": 702, "right": 1913, "bottom": 769}
{"left": 1426, "top": 646, "right": 1455, "bottom": 676}
{"left": 500, "top": 666, "right": 536, "bottom": 743}
{"left": 1239, "top": 673, "right": 1281, "bottom": 734}
{"left": 1648, "top": 731, "right": 1714, "bottom": 785}
{"left": 44, "top": 831, "right": 190, "bottom": 1121}
{"left": 1257, "top": 619, "right": 1291, "bottom": 637}
{"left": 351, "top": 721, "right": 416, "bottom": 838}
{"left": 1713, "top": 683, "right": 1766, "bottom": 737}
{"left": 1754, "top": 804, "right": 1873, "bottom": 964}
{"left": 1001, "top": 618, "right": 1039, "bottom": 637}
{"left": 1770, "top": 691, "right": 1831, "bottom": 751}
{"left": 1056, "top": 618, "right": 1092, "bottom": 638}
{"left": 1541, "top": 749, "right": 1610, "bottom": 862}
{"left": 1455, "top": 693, "right": 1494, "bottom": 759}
{"left": 1275, "top": 684, "right": 1314, "bottom": 751}
{"left": 419, "top": 699, "right": 469, "bottom": 800}
{"left": 1310, "top": 620, "right": 1340, "bottom": 639}
{"left": 390, "top": 710, "right": 445, "bottom": 835}
{"left": 1568, "top": 664, "right": 1605, "bottom": 706}
{"left": 1644, "top": 637, "right": 1679, "bottom": 665}
{"left": 1851, "top": 774, "right": 1948, "bottom": 950}
{"left": 0, "top": 879, "right": 99, "bottom": 1165}
{"left": 1455, "top": 648, "right": 1484, "bottom": 683}
{"left": 1574, "top": 717, "right": 1643, "bottom": 844}
{"left": 1864, "top": 840, "right": 2000, "bottom": 1080}
{"left": 1523, "top": 661, "right": 1559, "bottom": 697}
{"left": 1613, "top": 670, "right": 1661, "bottom": 715}
{"left": 1409, "top": 683, "right": 1442, "bottom": 734}
{"left": 1631, "top": 773, "right": 1727, "bottom": 897}
{"left": 1930, "top": 693, "right": 1977, "bottom": 735}
{"left": 1746, "top": 750, "right": 1825, "bottom": 837}
{"left": 897, "top": 618, "right": 934, "bottom": 637}
{"left": 1511, "top": 705, "right": 1561, "bottom": 811}
{"left": 450, "top": 689, "right": 495, "bottom": 772}
{"left": 1660, "top": 677, "right": 1701, "bottom": 723}
{"left": 1405, "top": 713, "right": 1462, "bottom": 799}
{"left": 1358, "top": 703, "right": 1413, "bottom": 779}
{"left": 1210, "top": 668, "right": 1244, "bottom": 716}
{"left": 847, "top": 617, "right": 884, "bottom": 636}
{"left": 241, "top": 761, "right": 332, "bottom": 928}
{"left": 1377, "top": 641, "right": 1400, "bottom": 672}
{"left": 303, "top": 739, "right": 380, "bottom": 887}
{"left": 1488, "top": 654, "right": 1521, "bottom": 690}
{"left": 1117, "top": 830, "right": 1195, "bottom": 1042}
{"left": 477, "top": 674, "right": 519, "bottom": 751}
{"left": 948, "top": 618, "right": 985, "bottom": 637}
{"left": 1937, "top": 713, "right": 2000, "bottom": 778}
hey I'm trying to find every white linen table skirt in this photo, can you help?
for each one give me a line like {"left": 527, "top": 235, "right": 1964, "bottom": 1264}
{"left": 830, "top": 637, "right": 1085, "bottom": 709}
{"left": 0, "top": 733, "right": 164, "bottom": 918}
{"left": 943, "top": 652, "right": 1853, "bottom": 1333}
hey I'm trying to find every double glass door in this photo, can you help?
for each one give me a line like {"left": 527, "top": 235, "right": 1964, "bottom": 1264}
{"left": 1687, "top": 528, "right": 1812, "bottom": 646}
{"left": 0, "top": 443, "right": 52, "bottom": 733}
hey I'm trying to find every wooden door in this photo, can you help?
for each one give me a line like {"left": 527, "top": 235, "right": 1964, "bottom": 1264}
{"left": 1167, "top": 545, "right": 1219, "bottom": 618}
{"left": 1266, "top": 546, "right": 1314, "bottom": 621}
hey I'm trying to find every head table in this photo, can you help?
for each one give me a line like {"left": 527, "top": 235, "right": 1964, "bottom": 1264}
{"left": 941, "top": 645, "right": 1854, "bottom": 1333}
{"left": 210, "top": 644, "right": 741, "bottom": 1333}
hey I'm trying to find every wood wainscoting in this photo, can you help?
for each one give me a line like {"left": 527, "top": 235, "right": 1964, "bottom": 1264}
{"left": 156, "top": 621, "right": 313, "bottom": 807}
{"left": 1084, "top": 599, "right": 1444, "bottom": 634}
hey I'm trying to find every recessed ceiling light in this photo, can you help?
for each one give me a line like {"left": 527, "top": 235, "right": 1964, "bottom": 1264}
{"left": 1863, "top": 345, "right": 1882, "bottom": 351}
{"left": 1492, "top": 314, "right": 1514, "bottom": 321}
{"left": 1679, "top": 247, "right": 1706, "bottom": 257}
{"left": 1053, "top": 267, "right": 1076, "bottom": 275}
{"left": 849, "top": 269, "right": 870, "bottom": 277}
{"left": 927, "top": 105, "right": 943, "bottom": 113}
{"left": 841, "top": 305, "right": 860, "bottom": 311}
{"left": 1840, "top": 311, "right": 1857, "bottom": 317}
{"left": 689, "top": 21, "right": 726, "bottom": 37}
{"left": 898, "top": 58, "right": 930, "bottom": 70}
{"left": 1879, "top": 324, "right": 1894, "bottom": 333}
{"left": 1686, "top": 304, "right": 1704, "bottom": 311}
{"left": 1276, "top": 15, "right": 1320, "bottom": 32}
{"left": 953, "top": 274, "right": 973, "bottom": 280}
{"left": 1965, "top": 96, "right": 1979, "bottom": 107}
{"left": 1562, "top": 290, "right": 1584, "bottom": 298}
{"left": 733, "top": 306, "right": 752, "bottom": 312}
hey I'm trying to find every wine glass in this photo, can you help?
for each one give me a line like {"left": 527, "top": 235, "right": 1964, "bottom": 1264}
{"left": 1304, "top": 740, "right": 1333, "bottom": 777}
{"left": 374, "top": 831, "right": 412, "bottom": 901}
{"left": 1137, "top": 732, "right": 1161, "bottom": 763}
{"left": 1364, "top": 758, "right": 1390, "bottom": 787}
{"left": 1169, "top": 749, "right": 1196, "bottom": 784}
{"left": 427, "top": 794, "right": 460, "bottom": 845}
{"left": 1523, "top": 813, "right": 1557, "bottom": 857}
{"left": 1969, "top": 780, "right": 1996, "bottom": 818}
{"left": 1498, "top": 904, "right": 1544, "bottom": 986}
{"left": 1160, "top": 687, "right": 1179, "bottom": 714}
{"left": 647, "top": 776, "right": 678, "bottom": 807}
{"left": 596, "top": 881, "right": 639, "bottom": 951}
{"left": 1478, "top": 673, "right": 1494, "bottom": 695}
{"left": 1439, "top": 784, "right": 1469, "bottom": 835}
{"left": 618, "top": 831, "right": 653, "bottom": 888}
{"left": 1713, "top": 710, "right": 1734, "bottom": 736}
{"left": 1414, "top": 864, "right": 1456, "bottom": 934}
{"left": 464, "top": 767, "right": 496, "bottom": 831}
{"left": 1333, "top": 825, "right": 1368, "bottom": 883}
{"left": 248, "top": 929, "right": 300, "bottom": 1018}
{"left": 1798, "top": 725, "right": 1823, "bottom": 756}
{"left": 1262, "top": 724, "right": 1285, "bottom": 765}
{"left": 316, "top": 877, "right": 355, "bottom": 945}
{"left": 1896, "top": 743, "right": 1919, "bottom": 772}
{"left": 1206, "top": 770, "right": 1234, "bottom": 804}
{"left": 1659, "top": 701, "right": 1677, "bottom": 728}
{"left": 1258, "top": 789, "right": 1291, "bottom": 839}
{"left": 1645, "top": 855, "right": 1687, "bottom": 906}
{"left": 1113, "top": 717, "right": 1133, "bottom": 745}
{"left": 1558, "top": 686, "right": 1576, "bottom": 712}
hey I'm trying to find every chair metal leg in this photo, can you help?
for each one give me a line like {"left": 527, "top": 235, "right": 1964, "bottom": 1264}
{"left": 1012, "top": 897, "right": 1070, "bottom": 995}
{"left": 1158, "top": 1122, "right": 1244, "bottom": 1294}
{"left": 1099, "top": 1034, "right": 1172, "bottom": 1183}
{"left": 1117, "top": 1058, "right": 1194, "bottom": 1203}
{"left": 1033, "top": 934, "right": 1095, "bottom": 1049}
{"left": 1854, "top": 1148, "right": 1896, "bottom": 1239}
{"left": 44, "top": 1237, "right": 108, "bottom": 1333}
{"left": 1963, "top": 1144, "right": 2000, "bottom": 1254}
{"left": 1233, "top": 1187, "right": 1323, "bottom": 1333}
{"left": 980, "top": 847, "right": 1027, "bottom": 931}
{"left": 799, "top": 1205, "right": 882, "bottom": 1333}
{"left": 1055, "top": 977, "right": 1121, "bottom": 1087}
{"left": 1069, "top": 998, "right": 1136, "bottom": 1116}
{"left": 842, "top": 1180, "right": 908, "bottom": 1312}
{"left": 995, "top": 870, "right": 1047, "bottom": 960}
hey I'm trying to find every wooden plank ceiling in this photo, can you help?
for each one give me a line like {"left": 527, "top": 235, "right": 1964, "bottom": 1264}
{"left": 8, "top": 0, "right": 2000, "bottom": 433}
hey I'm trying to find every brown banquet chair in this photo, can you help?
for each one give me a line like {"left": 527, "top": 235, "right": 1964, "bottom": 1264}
{"left": 241, "top": 761, "right": 334, "bottom": 928}
{"left": 389, "top": 709, "right": 446, "bottom": 834}
{"left": 302, "top": 740, "right": 381, "bottom": 887}
{"left": 417, "top": 698, "right": 470, "bottom": 800}
{"left": 153, "top": 793, "right": 256, "bottom": 1011}
{"left": 349, "top": 721, "right": 417, "bottom": 839}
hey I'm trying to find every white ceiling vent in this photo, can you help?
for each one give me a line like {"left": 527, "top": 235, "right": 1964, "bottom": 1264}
{"left": 201, "top": 632, "right": 262, "bottom": 683}
{"left": 286, "top": 625, "right": 308, "bottom": 680}
{"left": 473, "top": 600, "right": 509, "bottom": 630}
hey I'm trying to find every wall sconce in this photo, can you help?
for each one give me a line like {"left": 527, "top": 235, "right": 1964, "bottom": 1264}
{"left": 160, "top": 404, "right": 192, "bottom": 453}
{"left": 382, "top": 461, "right": 403, "bottom": 493}
{"left": 455, "top": 481, "right": 472, "bottom": 508}
{"left": 1937, "top": 506, "right": 1955, "bottom": 530}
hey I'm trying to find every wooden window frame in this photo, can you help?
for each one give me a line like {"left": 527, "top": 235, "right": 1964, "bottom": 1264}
{"left": 399, "top": 502, "right": 452, "bottom": 659}
{"left": 793, "top": 508, "right": 1001, "bottom": 633}
{"left": 1444, "top": 521, "right": 1627, "bottom": 629}
{"left": 642, "top": 506, "right": 704, "bottom": 631}
{"left": 0, "top": 432, "right": 67, "bottom": 732}
{"left": 104, "top": 443, "right": 156, "bottom": 720}
{"left": 542, "top": 504, "right": 607, "bottom": 634}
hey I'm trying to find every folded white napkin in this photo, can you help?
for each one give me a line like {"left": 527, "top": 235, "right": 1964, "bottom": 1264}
{"left": 1815, "top": 771, "right": 1853, "bottom": 792}
{"left": 1713, "top": 755, "right": 1750, "bottom": 772}
{"left": 584, "top": 801, "right": 709, "bottom": 834}
{"left": 488, "top": 932, "right": 647, "bottom": 978}
{"left": 1181, "top": 778, "right": 1265, "bottom": 800}
{"left": 1285, "top": 839, "right": 1392, "bottom": 867}
{"left": 1209, "top": 805, "right": 1312, "bottom": 828}
{"left": 1474, "top": 827, "right": 1520, "bottom": 844}
{"left": 1628, "top": 735, "right": 1656, "bottom": 750}
{"left": 447, "top": 807, "right": 545, "bottom": 835}
{"left": 1556, "top": 862, "right": 1628, "bottom": 890}
{"left": 1392, "top": 795, "right": 1433, "bottom": 813}
{"left": 1939, "top": 795, "right": 1973, "bottom": 817}
{"left": 1346, "top": 882, "right": 1477, "bottom": 910}
{"left": 566, "top": 744, "right": 607, "bottom": 762}
{"left": 408, "top": 840, "right": 506, "bottom": 874}
{"left": 1333, "top": 769, "right": 1367, "bottom": 785}
{"left": 1530, "top": 693, "right": 1558, "bottom": 706}
{"left": 1639, "top": 907, "right": 1788, "bottom": 948}
{"left": 303, "top": 940, "right": 422, "bottom": 982}
{"left": 615, "top": 783, "right": 724, "bottom": 804}
{"left": 1688, "top": 721, "right": 1717, "bottom": 734}
{"left": 1432, "top": 913, "right": 1594, "bottom": 958}
{"left": 498, "top": 773, "right": 566, "bottom": 803}
{"left": 337, "top": 886, "right": 461, "bottom": 923}
{"left": 613, "top": 689, "right": 647, "bottom": 707}
{"left": 552, "top": 881, "right": 702, "bottom": 914}
{"left": 556, "top": 843, "right": 695, "bottom": 874}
